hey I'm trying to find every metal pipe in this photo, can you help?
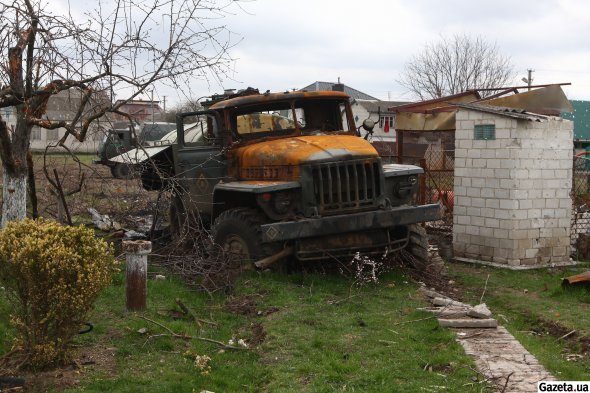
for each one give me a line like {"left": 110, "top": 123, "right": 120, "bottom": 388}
{"left": 254, "top": 246, "right": 294, "bottom": 270}
{"left": 124, "top": 240, "right": 152, "bottom": 311}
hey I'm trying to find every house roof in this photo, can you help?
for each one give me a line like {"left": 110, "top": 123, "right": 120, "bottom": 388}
{"left": 354, "top": 99, "right": 409, "bottom": 114}
{"left": 561, "top": 100, "right": 590, "bottom": 140}
{"left": 300, "top": 81, "right": 379, "bottom": 100}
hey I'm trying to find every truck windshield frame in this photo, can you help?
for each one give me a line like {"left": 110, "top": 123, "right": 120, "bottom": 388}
{"left": 229, "top": 98, "right": 355, "bottom": 141}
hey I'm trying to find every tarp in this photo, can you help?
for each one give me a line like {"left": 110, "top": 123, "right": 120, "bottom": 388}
{"left": 483, "top": 85, "right": 573, "bottom": 115}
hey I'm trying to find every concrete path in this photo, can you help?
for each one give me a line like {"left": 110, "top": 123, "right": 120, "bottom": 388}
{"left": 454, "top": 326, "right": 555, "bottom": 392}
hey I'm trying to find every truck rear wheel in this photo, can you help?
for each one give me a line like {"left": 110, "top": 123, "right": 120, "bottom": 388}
{"left": 406, "top": 224, "right": 430, "bottom": 270}
{"left": 211, "top": 208, "right": 268, "bottom": 265}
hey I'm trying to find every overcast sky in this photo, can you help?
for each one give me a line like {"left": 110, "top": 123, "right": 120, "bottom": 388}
{"left": 185, "top": 0, "right": 587, "bottom": 105}
{"left": 57, "top": 0, "right": 590, "bottom": 105}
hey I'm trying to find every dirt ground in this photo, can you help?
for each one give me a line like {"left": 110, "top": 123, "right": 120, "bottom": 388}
{"left": 28, "top": 154, "right": 163, "bottom": 233}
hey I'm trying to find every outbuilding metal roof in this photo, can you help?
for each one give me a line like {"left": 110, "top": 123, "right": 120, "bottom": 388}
{"left": 453, "top": 103, "right": 550, "bottom": 121}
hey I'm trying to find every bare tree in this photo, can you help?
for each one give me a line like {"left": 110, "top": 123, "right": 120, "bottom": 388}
{"left": 0, "top": 0, "right": 240, "bottom": 226}
{"left": 161, "top": 99, "right": 204, "bottom": 123}
{"left": 398, "top": 34, "right": 515, "bottom": 100}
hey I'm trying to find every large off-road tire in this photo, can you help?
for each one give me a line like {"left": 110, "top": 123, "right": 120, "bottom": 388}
{"left": 406, "top": 224, "right": 430, "bottom": 270}
{"left": 211, "top": 208, "right": 270, "bottom": 266}
{"left": 110, "top": 163, "right": 133, "bottom": 179}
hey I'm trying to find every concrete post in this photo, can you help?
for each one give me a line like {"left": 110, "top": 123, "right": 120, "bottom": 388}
{"left": 124, "top": 240, "right": 152, "bottom": 311}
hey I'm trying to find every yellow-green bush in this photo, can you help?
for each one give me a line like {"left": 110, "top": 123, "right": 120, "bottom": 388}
{"left": 0, "top": 218, "right": 117, "bottom": 368}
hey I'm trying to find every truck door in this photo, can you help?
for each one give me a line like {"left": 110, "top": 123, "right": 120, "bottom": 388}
{"left": 172, "top": 111, "right": 225, "bottom": 219}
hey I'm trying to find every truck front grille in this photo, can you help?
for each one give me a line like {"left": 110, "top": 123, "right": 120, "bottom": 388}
{"left": 310, "top": 159, "right": 382, "bottom": 214}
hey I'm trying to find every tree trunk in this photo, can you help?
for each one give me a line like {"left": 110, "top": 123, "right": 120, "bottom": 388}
{"left": 0, "top": 105, "right": 33, "bottom": 227}
{"left": 1, "top": 169, "right": 27, "bottom": 227}
{"left": 27, "top": 149, "right": 39, "bottom": 219}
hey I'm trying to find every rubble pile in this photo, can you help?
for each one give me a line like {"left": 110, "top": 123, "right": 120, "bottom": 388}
{"left": 418, "top": 286, "right": 498, "bottom": 328}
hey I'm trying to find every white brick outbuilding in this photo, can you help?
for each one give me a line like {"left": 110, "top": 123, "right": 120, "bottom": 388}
{"left": 452, "top": 104, "right": 575, "bottom": 268}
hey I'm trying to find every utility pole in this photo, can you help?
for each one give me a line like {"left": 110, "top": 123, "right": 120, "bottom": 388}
{"left": 522, "top": 69, "right": 534, "bottom": 91}
{"left": 162, "top": 96, "right": 167, "bottom": 113}
{"left": 151, "top": 89, "right": 155, "bottom": 124}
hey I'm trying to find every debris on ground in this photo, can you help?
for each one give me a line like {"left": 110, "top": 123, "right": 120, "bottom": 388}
{"left": 123, "top": 230, "right": 147, "bottom": 240}
{"left": 87, "top": 208, "right": 148, "bottom": 239}
{"left": 88, "top": 208, "right": 123, "bottom": 231}
{"left": 417, "top": 286, "right": 498, "bottom": 328}
{"left": 416, "top": 285, "right": 557, "bottom": 392}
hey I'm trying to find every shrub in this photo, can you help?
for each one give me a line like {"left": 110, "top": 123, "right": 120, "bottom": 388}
{"left": 0, "top": 218, "right": 117, "bottom": 368}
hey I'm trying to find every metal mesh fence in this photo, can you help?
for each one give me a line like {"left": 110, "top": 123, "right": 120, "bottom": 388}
{"left": 571, "top": 155, "right": 590, "bottom": 257}
{"left": 419, "top": 150, "right": 454, "bottom": 234}
{"left": 379, "top": 146, "right": 454, "bottom": 235}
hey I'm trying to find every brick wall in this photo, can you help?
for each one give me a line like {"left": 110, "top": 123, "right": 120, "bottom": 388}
{"left": 453, "top": 108, "right": 574, "bottom": 267}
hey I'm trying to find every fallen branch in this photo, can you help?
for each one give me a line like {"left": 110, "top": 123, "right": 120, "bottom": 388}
{"left": 480, "top": 274, "right": 490, "bottom": 304}
{"left": 0, "top": 349, "right": 30, "bottom": 377}
{"left": 137, "top": 316, "right": 245, "bottom": 350}
{"left": 500, "top": 371, "right": 514, "bottom": 393}
{"left": 556, "top": 330, "right": 576, "bottom": 342}
{"left": 175, "top": 298, "right": 218, "bottom": 327}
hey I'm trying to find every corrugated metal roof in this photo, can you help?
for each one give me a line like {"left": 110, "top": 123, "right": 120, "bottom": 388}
{"left": 453, "top": 103, "right": 550, "bottom": 121}
{"left": 299, "top": 81, "right": 379, "bottom": 100}
{"left": 561, "top": 100, "right": 590, "bottom": 140}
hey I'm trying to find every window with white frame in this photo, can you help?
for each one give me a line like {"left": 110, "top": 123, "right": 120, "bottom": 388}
{"left": 379, "top": 116, "right": 394, "bottom": 129}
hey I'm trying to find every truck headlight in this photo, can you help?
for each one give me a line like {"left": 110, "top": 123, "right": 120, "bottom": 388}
{"left": 273, "top": 192, "right": 292, "bottom": 214}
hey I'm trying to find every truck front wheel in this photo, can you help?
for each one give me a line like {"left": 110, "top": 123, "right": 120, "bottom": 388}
{"left": 211, "top": 208, "right": 268, "bottom": 264}
{"left": 406, "top": 224, "right": 430, "bottom": 270}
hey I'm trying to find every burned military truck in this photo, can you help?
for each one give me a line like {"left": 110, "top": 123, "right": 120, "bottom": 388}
{"left": 139, "top": 89, "right": 440, "bottom": 265}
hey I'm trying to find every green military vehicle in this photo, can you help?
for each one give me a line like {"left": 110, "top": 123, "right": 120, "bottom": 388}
{"left": 96, "top": 122, "right": 176, "bottom": 178}
{"left": 138, "top": 88, "right": 441, "bottom": 266}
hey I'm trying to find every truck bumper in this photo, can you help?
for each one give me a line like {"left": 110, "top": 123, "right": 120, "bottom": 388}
{"left": 260, "top": 203, "right": 441, "bottom": 243}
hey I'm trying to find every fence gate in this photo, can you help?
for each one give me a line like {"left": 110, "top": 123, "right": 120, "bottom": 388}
{"left": 571, "top": 154, "right": 590, "bottom": 257}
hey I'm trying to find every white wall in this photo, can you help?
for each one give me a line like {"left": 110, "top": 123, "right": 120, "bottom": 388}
{"left": 453, "top": 109, "right": 574, "bottom": 268}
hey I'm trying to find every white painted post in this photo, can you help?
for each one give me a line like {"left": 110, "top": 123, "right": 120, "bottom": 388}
{"left": 124, "top": 240, "right": 152, "bottom": 311}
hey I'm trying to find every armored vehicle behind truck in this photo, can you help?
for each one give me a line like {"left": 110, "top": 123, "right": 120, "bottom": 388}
{"left": 96, "top": 122, "right": 176, "bottom": 178}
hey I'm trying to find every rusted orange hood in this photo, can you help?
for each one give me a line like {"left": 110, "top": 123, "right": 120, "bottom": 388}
{"left": 235, "top": 135, "right": 378, "bottom": 167}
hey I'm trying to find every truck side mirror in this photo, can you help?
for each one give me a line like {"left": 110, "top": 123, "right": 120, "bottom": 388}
{"left": 362, "top": 119, "right": 375, "bottom": 132}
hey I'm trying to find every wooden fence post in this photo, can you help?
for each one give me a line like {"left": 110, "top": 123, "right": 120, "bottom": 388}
{"left": 123, "top": 240, "right": 152, "bottom": 311}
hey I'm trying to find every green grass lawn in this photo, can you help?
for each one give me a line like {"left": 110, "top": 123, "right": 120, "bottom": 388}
{"left": 31, "top": 152, "right": 97, "bottom": 166}
{"left": 3, "top": 251, "right": 590, "bottom": 391}
{"left": 0, "top": 265, "right": 488, "bottom": 392}
{"left": 448, "top": 261, "right": 590, "bottom": 381}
